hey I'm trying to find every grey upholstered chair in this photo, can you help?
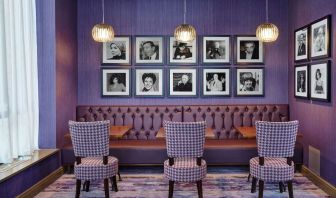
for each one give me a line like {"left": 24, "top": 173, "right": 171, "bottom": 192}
{"left": 69, "top": 120, "right": 119, "bottom": 198}
{"left": 249, "top": 121, "right": 299, "bottom": 198}
{"left": 163, "top": 120, "right": 207, "bottom": 198}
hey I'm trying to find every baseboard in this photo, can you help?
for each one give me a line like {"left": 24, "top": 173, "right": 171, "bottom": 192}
{"left": 301, "top": 165, "right": 336, "bottom": 197}
{"left": 16, "top": 167, "right": 64, "bottom": 198}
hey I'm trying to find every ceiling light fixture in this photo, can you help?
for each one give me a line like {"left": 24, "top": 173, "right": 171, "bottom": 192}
{"left": 256, "top": 0, "right": 279, "bottom": 42}
{"left": 174, "top": 0, "right": 196, "bottom": 43}
{"left": 92, "top": 0, "right": 114, "bottom": 42}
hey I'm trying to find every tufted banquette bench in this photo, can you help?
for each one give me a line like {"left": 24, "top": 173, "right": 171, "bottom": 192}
{"left": 62, "top": 104, "right": 303, "bottom": 165}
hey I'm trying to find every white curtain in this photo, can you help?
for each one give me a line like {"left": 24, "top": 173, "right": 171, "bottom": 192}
{"left": 0, "top": 0, "right": 39, "bottom": 163}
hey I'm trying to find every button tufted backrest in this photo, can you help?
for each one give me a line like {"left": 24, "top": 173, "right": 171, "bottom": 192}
{"left": 76, "top": 106, "right": 183, "bottom": 140}
{"left": 76, "top": 104, "right": 288, "bottom": 140}
{"left": 183, "top": 105, "right": 289, "bottom": 139}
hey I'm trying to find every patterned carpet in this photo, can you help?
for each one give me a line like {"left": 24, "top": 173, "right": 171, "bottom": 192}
{"left": 36, "top": 167, "right": 330, "bottom": 198}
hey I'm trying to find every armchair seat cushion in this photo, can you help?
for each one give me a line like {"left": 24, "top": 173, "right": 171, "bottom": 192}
{"left": 164, "top": 157, "right": 207, "bottom": 182}
{"left": 74, "top": 156, "right": 118, "bottom": 180}
{"left": 249, "top": 157, "right": 294, "bottom": 182}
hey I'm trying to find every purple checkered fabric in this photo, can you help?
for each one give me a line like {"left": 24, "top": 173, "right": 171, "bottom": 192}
{"left": 74, "top": 156, "right": 118, "bottom": 180}
{"left": 163, "top": 120, "right": 206, "bottom": 158}
{"left": 256, "top": 121, "right": 298, "bottom": 157}
{"left": 164, "top": 157, "right": 207, "bottom": 182}
{"left": 250, "top": 157, "right": 294, "bottom": 182}
{"left": 250, "top": 121, "right": 299, "bottom": 182}
{"left": 69, "top": 120, "right": 110, "bottom": 157}
{"left": 69, "top": 120, "right": 118, "bottom": 180}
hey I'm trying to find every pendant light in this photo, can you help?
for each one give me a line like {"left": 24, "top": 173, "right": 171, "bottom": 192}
{"left": 174, "top": 0, "right": 196, "bottom": 43}
{"left": 256, "top": 0, "right": 279, "bottom": 42}
{"left": 92, "top": 0, "right": 114, "bottom": 42}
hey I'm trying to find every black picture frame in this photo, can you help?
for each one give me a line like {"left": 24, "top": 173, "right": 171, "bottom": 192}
{"left": 234, "top": 35, "right": 264, "bottom": 65}
{"left": 133, "top": 67, "right": 165, "bottom": 97}
{"left": 310, "top": 15, "right": 331, "bottom": 60}
{"left": 167, "top": 67, "right": 198, "bottom": 97}
{"left": 134, "top": 36, "right": 165, "bottom": 65}
{"left": 102, "top": 36, "right": 132, "bottom": 66}
{"left": 294, "top": 64, "right": 310, "bottom": 99}
{"left": 201, "top": 35, "right": 231, "bottom": 65}
{"left": 235, "top": 67, "right": 265, "bottom": 97}
{"left": 200, "top": 67, "right": 231, "bottom": 97}
{"left": 294, "top": 26, "right": 310, "bottom": 62}
{"left": 167, "top": 36, "right": 198, "bottom": 65}
{"left": 101, "top": 67, "right": 131, "bottom": 97}
{"left": 310, "top": 60, "right": 331, "bottom": 102}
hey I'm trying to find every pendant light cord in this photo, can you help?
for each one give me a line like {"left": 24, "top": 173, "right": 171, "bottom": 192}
{"left": 266, "top": 0, "right": 268, "bottom": 22}
{"left": 184, "top": 0, "right": 186, "bottom": 24}
{"left": 102, "top": 0, "right": 105, "bottom": 23}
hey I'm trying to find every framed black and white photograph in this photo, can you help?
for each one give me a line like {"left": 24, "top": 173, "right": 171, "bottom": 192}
{"left": 134, "top": 68, "right": 164, "bottom": 97}
{"left": 168, "top": 68, "right": 197, "bottom": 97}
{"left": 294, "top": 65, "right": 309, "bottom": 99}
{"left": 235, "top": 36, "right": 263, "bottom": 64}
{"left": 135, "top": 36, "right": 164, "bottom": 65}
{"left": 168, "top": 36, "right": 197, "bottom": 65}
{"left": 201, "top": 68, "right": 230, "bottom": 97}
{"left": 294, "top": 26, "right": 309, "bottom": 62}
{"left": 236, "top": 68, "right": 264, "bottom": 96}
{"left": 310, "top": 15, "right": 331, "bottom": 59}
{"left": 102, "top": 36, "right": 131, "bottom": 65}
{"left": 310, "top": 61, "right": 330, "bottom": 102}
{"left": 202, "top": 36, "right": 230, "bottom": 64}
{"left": 101, "top": 68, "right": 131, "bottom": 97}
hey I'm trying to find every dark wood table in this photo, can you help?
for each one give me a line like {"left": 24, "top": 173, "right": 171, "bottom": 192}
{"left": 156, "top": 127, "right": 215, "bottom": 139}
{"left": 235, "top": 126, "right": 303, "bottom": 139}
{"left": 65, "top": 125, "right": 132, "bottom": 140}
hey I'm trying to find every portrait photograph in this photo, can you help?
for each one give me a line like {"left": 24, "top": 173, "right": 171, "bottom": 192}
{"left": 168, "top": 36, "right": 197, "bottom": 65}
{"left": 202, "top": 36, "right": 230, "bottom": 64}
{"left": 310, "top": 61, "right": 330, "bottom": 101}
{"left": 236, "top": 36, "right": 263, "bottom": 64}
{"left": 169, "top": 68, "right": 197, "bottom": 97}
{"left": 102, "top": 36, "right": 131, "bottom": 65}
{"left": 134, "top": 68, "right": 164, "bottom": 97}
{"left": 294, "top": 27, "right": 309, "bottom": 62}
{"left": 202, "top": 68, "right": 230, "bottom": 96}
{"left": 135, "top": 36, "right": 164, "bottom": 65}
{"left": 310, "top": 15, "right": 331, "bottom": 59}
{"left": 294, "top": 65, "right": 309, "bottom": 99}
{"left": 101, "top": 68, "right": 131, "bottom": 97}
{"left": 236, "top": 68, "right": 264, "bottom": 96}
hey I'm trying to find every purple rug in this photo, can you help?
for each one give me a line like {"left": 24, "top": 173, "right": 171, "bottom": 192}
{"left": 35, "top": 172, "right": 329, "bottom": 198}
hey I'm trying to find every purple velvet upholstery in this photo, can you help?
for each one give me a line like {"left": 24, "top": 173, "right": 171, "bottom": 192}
{"left": 76, "top": 105, "right": 288, "bottom": 140}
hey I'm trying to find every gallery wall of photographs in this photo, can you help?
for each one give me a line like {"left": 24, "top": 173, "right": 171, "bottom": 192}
{"left": 101, "top": 35, "right": 265, "bottom": 98}
{"left": 294, "top": 15, "right": 332, "bottom": 102}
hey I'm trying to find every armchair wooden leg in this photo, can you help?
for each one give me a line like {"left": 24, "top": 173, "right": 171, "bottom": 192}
{"left": 287, "top": 180, "right": 294, "bottom": 198}
{"left": 279, "top": 182, "right": 283, "bottom": 193}
{"left": 110, "top": 176, "right": 118, "bottom": 192}
{"left": 75, "top": 179, "right": 81, "bottom": 198}
{"left": 251, "top": 177, "right": 257, "bottom": 193}
{"left": 168, "top": 180, "right": 174, "bottom": 198}
{"left": 104, "top": 178, "right": 109, "bottom": 198}
{"left": 258, "top": 180, "right": 264, "bottom": 198}
{"left": 118, "top": 171, "right": 122, "bottom": 181}
{"left": 196, "top": 180, "right": 203, "bottom": 198}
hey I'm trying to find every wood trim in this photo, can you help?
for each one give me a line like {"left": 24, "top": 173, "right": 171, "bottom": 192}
{"left": 301, "top": 165, "right": 336, "bottom": 197}
{"left": 16, "top": 167, "right": 64, "bottom": 198}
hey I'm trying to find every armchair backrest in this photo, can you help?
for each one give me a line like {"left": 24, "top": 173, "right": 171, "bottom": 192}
{"left": 164, "top": 120, "right": 206, "bottom": 158}
{"left": 69, "top": 120, "right": 110, "bottom": 157}
{"left": 256, "top": 120, "right": 299, "bottom": 158}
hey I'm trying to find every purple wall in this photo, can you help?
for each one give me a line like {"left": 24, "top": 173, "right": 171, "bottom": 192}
{"left": 77, "top": 0, "right": 289, "bottom": 105}
{"left": 56, "top": 0, "right": 78, "bottom": 148}
{"left": 288, "top": 0, "right": 336, "bottom": 185}
{"left": 36, "top": 0, "right": 56, "bottom": 148}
